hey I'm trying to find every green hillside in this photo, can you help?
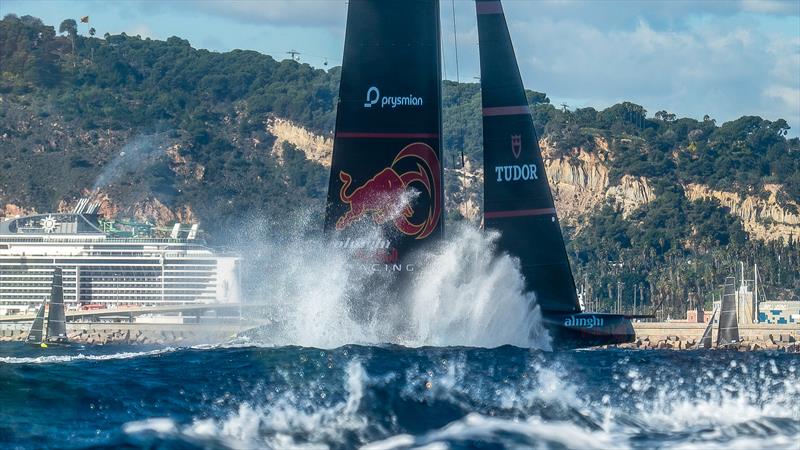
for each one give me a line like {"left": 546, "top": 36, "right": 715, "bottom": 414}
{"left": 1, "top": 15, "right": 798, "bottom": 315}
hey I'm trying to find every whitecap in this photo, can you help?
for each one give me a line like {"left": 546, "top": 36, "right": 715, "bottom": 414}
{"left": 0, "top": 347, "right": 178, "bottom": 364}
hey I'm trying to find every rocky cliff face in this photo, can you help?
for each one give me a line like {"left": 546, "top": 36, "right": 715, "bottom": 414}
{"left": 446, "top": 157, "right": 483, "bottom": 224}
{"left": 1, "top": 204, "right": 36, "bottom": 219}
{"left": 72, "top": 193, "right": 197, "bottom": 227}
{"left": 267, "top": 116, "right": 333, "bottom": 166}
{"left": 685, "top": 183, "right": 800, "bottom": 243}
{"left": 540, "top": 139, "right": 655, "bottom": 228}
{"left": 166, "top": 144, "right": 205, "bottom": 181}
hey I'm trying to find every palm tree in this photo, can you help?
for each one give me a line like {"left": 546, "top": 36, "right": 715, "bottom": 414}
{"left": 88, "top": 27, "right": 97, "bottom": 61}
{"left": 58, "top": 18, "right": 77, "bottom": 36}
{"left": 59, "top": 19, "right": 77, "bottom": 63}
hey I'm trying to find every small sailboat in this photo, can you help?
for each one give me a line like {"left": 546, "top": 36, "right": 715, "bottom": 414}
{"left": 696, "top": 307, "right": 717, "bottom": 349}
{"left": 25, "top": 267, "right": 69, "bottom": 348}
{"left": 716, "top": 276, "right": 740, "bottom": 348}
{"left": 695, "top": 276, "right": 740, "bottom": 350}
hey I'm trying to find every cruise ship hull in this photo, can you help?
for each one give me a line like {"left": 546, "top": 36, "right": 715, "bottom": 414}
{"left": 0, "top": 205, "right": 240, "bottom": 313}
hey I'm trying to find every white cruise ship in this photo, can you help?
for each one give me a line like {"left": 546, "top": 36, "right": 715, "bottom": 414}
{"left": 0, "top": 200, "right": 239, "bottom": 315}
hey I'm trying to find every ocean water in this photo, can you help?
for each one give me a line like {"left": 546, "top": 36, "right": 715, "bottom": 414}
{"left": 0, "top": 343, "right": 798, "bottom": 449}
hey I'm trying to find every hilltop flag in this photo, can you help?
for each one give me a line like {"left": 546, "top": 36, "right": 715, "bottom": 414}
{"left": 80, "top": 16, "right": 89, "bottom": 23}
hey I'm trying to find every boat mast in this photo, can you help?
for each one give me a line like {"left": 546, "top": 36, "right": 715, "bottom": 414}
{"left": 754, "top": 263, "right": 759, "bottom": 322}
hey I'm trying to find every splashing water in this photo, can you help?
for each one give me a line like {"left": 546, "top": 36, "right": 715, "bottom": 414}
{"left": 236, "top": 212, "right": 549, "bottom": 349}
{"left": 0, "top": 347, "right": 177, "bottom": 365}
{"left": 407, "top": 227, "right": 548, "bottom": 348}
{"left": 3, "top": 345, "right": 797, "bottom": 449}
{"left": 185, "top": 360, "right": 368, "bottom": 448}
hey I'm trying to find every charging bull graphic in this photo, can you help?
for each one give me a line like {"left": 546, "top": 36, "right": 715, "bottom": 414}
{"left": 335, "top": 142, "right": 441, "bottom": 240}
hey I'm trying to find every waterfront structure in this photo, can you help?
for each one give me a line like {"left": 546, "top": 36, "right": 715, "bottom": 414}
{"left": 758, "top": 301, "right": 800, "bottom": 324}
{"left": 0, "top": 201, "right": 239, "bottom": 314}
{"left": 684, "top": 308, "right": 713, "bottom": 324}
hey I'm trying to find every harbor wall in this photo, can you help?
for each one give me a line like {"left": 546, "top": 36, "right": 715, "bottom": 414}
{"left": 1, "top": 321, "right": 798, "bottom": 349}
{"left": 621, "top": 322, "right": 800, "bottom": 350}
{"left": 0, "top": 322, "right": 251, "bottom": 345}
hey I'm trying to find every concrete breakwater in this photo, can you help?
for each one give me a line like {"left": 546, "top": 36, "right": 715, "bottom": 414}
{"left": 1, "top": 321, "right": 798, "bottom": 349}
{"left": 0, "top": 323, "right": 253, "bottom": 345}
{"left": 614, "top": 322, "right": 800, "bottom": 351}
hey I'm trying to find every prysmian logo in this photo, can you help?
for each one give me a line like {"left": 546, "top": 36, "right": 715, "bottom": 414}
{"left": 363, "top": 86, "right": 423, "bottom": 109}
{"left": 564, "top": 315, "right": 604, "bottom": 329}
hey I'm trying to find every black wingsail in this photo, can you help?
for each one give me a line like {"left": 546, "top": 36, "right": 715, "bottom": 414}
{"left": 26, "top": 300, "right": 46, "bottom": 344}
{"left": 475, "top": 0, "right": 634, "bottom": 348}
{"left": 717, "top": 277, "right": 740, "bottom": 346}
{"left": 45, "top": 267, "right": 67, "bottom": 342}
{"left": 476, "top": 0, "right": 578, "bottom": 314}
{"left": 324, "top": 0, "right": 444, "bottom": 272}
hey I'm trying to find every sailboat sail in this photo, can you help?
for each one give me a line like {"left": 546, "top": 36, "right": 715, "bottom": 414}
{"left": 45, "top": 267, "right": 67, "bottom": 341}
{"left": 324, "top": 0, "right": 444, "bottom": 270}
{"left": 473, "top": 0, "right": 634, "bottom": 348}
{"left": 698, "top": 307, "right": 717, "bottom": 349}
{"left": 476, "top": 0, "right": 579, "bottom": 313}
{"left": 717, "top": 277, "right": 740, "bottom": 345}
{"left": 26, "top": 301, "right": 46, "bottom": 344}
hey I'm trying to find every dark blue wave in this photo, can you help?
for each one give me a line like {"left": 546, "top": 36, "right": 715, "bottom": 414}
{"left": 1, "top": 343, "right": 798, "bottom": 449}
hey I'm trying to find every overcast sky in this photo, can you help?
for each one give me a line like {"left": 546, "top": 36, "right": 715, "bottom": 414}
{"left": 4, "top": 0, "right": 799, "bottom": 135}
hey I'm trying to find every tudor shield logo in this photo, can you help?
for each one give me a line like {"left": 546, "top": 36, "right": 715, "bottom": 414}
{"left": 511, "top": 134, "right": 522, "bottom": 159}
{"left": 335, "top": 142, "right": 441, "bottom": 240}
{"left": 494, "top": 134, "right": 539, "bottom": 183}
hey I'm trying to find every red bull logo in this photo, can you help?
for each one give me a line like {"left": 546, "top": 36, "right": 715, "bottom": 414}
{"left": 335, "top": 142, "right": 441, "bottom": 240}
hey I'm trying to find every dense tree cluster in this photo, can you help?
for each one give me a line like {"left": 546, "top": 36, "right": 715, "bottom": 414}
{"left": 0, "top": 14, "right": 338, "bottom": 230}
{"left": 1, "top": 15, "right": 798, "bottom": 314}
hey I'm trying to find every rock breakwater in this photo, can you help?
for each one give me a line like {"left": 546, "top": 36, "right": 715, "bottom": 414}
{"left": 0, "top": 323, "right": 248, "bottom": 345}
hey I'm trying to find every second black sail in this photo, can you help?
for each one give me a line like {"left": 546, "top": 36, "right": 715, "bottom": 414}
{"left": 476, "top": 0, "right": 579, "bottom": 314}
{"left": 475, "top": 0, "right": 635, "bottom": 348}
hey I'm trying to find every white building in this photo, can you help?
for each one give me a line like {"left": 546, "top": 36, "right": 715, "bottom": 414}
{"left": 758, "top": 301, "right": 800, "bottom": 324}
{"left": 0, "top": 202, "right": 239, "bottom": 315}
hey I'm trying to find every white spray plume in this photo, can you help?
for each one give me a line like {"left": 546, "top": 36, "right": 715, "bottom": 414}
{"left": 233, "top": 208, "right": 550, "bottom": 350}
{"left": 408, "top": 227, "right": 548, "bottom": 348}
